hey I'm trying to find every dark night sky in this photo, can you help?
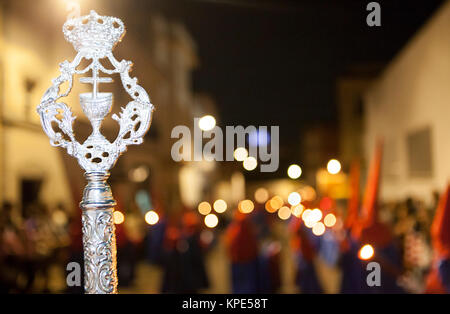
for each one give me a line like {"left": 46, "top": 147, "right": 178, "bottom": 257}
{"left": 141, "top": 0, "right": 442, "bottom": 132}
{"left": 127, "top": 0, "right": 443, "bottom": 176}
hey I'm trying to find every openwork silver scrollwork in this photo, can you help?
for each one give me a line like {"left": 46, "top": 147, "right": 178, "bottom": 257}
{"left": 37, "top": 10, "right": 154, "bottom": 173}
{"left": 36, "top": 11, "right": 155, "bottom": 294}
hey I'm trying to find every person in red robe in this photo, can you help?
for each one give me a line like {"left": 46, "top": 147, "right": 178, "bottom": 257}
{"left": 350, "top": 140, "right": 404, "bottom": 293}
{"left": 425, "top": 184, "right": 450, "bottom": 293}
{"left": 225, "top": 211, "right": 260, "bottom": 293}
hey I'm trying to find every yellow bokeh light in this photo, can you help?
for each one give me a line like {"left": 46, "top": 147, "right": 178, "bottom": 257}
{"left": 287, "top": 164, "right": 302, "bottom": 179}
{"left": 278, "top": 206, "right": 292, "bottom": 220}
{"left": 204, "top": 214, "right": 219, "bottom": 228}
{"left": 324, "top": 213, "right": 337, "bottom": 227}
{"left": 239, "top": 200, "right": 255, "bottom": 214}
{"left": 312, "top": 222, "right": 326, "bottom": 236}
{"left": 145, "top": 210, "right": 159, "bottom": 225}
{"left": 288, "top": 192, "right": 302, "bottom": 206}
{"left": 291, "top": 204, "right": 305, "bottom": 218}
{"left": 198, "top": 115, "right": 216, "bottom": 131}
{"left": 359, "top": 244, "right": 375, "bottom": 260}
{"left": 198, "top": 201, "right": 212, "bottom": 215}
{"left": 243, "top": 156, "right": 258, "bottom": 171}
{"left": 269, "top": 196, "right": 283, "bottom": 211}
{"left": 327, "top": 159, "right": 342, "bottom": 175}
{"left": 113, "top": 211, "right": 125, "bottom": 225}
{"left": 254, "top": 188, "right": 269, "bottom": 203}
{"left": 265, "top": 201, "right": 277, "bottom": 213}
{"left": 234, "top": 147, "right": 248, "bottom": 161}
{"left": 300, "top": 186, "right": 316, "bottom": 201}
{"left": 213, "top": 199, "right": 227, "bottom": 213}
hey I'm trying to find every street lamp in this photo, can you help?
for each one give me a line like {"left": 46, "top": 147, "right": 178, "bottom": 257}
{"left": 37, "top": 11, "right": 155, "bottom": 293}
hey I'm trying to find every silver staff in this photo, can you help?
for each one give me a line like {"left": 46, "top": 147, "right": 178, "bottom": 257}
{"left": 37, "top": 10, "right": 155, "bottom": 294}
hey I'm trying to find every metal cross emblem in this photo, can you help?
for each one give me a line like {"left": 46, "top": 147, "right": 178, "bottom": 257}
{"left": 79, "top": 72, "right": 113, "bottom": 99}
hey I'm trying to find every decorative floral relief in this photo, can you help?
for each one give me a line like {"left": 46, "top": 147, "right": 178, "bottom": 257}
{"left": 82, "top": 210, "right": 117, "bottom": 294}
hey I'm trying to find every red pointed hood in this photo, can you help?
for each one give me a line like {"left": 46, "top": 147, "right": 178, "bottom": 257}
{"left": 431, "top": 184, "right": 450, "bottom": 258}
{"left": 361, "top": 140, "right": 383, "bottom": 226}
{"left": 345, "top": 159, "right": 360, "bottom": 230}
{"left": 352, "top": 140, "right": 392, "bottom": 247}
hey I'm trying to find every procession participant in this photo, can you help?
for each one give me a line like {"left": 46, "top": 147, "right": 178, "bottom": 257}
{"left": 289, "top": 217, "right": 323, "bottom": 293}
{"left": 161, "top": 209, "right": 209, "bottom": 293}
{"left": 351, "top": 141, "right": 404, "bottom": 293}
{"left": 425, "top": 184, "right": 450, "bottom": 293}
{"left": 339, "top": 160, "right": 364, "bottom": 293}
{"left": 225, "top": 210, "right": 260, "bottom": 293}
{"left": 318, "top": 197, "right": 340, "bottom": 267}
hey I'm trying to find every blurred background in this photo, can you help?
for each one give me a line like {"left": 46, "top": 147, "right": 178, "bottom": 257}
{"left": 1, "top": 0, "right": 450, "bottom": 294}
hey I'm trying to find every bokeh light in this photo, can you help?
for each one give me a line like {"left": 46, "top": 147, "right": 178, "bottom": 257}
{"left": 324, "top": 213, "right": 337, "bottom": 227}
{"left": 198, "top": 201, "right": 212, "bottom": 215}
{"left": 128, "top": 165, "right": 149, "bottom": 182}
{"left": 233, "top": 147, "right": 248, "bottom": 161}
{"left": 291, "top": 204, "right": 304, "bottom": 218}
{"left": 312, "top": 222, "right": 325, "bottom": 236}
{"left": 239, "top": 200, "right": 255, "bottom": 214}
{"left": 310, "top": 208, "right": 323, "bottom": 222}
{"left": 288, "top": 192, "right": 301, "bottom": 206}
{"left": 254, "top": 187, "right": 269, "bottom": 203}
{"left": 145, "top": 210, "right": 159, "bottom": 225}
{"left": 213, "top": 199, "right": 227, "bottom": 213}
{"left": 287, "top": 164, "right": 302, "bottom": 179}
{"left": 300, "top": 186, "right": 316, "bottom": 201}
{"left": 243, "top": 156, "right": 258, "bottom": 171}
{"left": 301, "top": 209, "right": 312, "bottom": 221}
{"left": 265, "top": 201, "right": 277, "bottom": 213}
{"left": 204, "top": 213, "right": 219, "bottom": 228}
{"left": 113, "top": 211, "right": 125, "bottom": 225}
{"left": 198, "top": 115, "right": 216, "bottom": 131}
{"left": 278, "top": 206, "right": 292, "bottom": 220}
{"left": 359, "top": 244, "right": 375, "bottom": 260}
{"left": 327, "top": 159, "right": 342, "bottom": 174}
{"left": 269, "top": 196, "right": 283, "bottom": 211}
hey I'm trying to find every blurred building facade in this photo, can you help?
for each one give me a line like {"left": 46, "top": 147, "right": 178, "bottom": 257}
{"left": 336, "top": 65, "right": 382, "bottom": 168}
{"left": 300, "top": 124, "right": 338, "bottom": 185}
{"left": 364, "top": 1, "right": 450, "bottom": 204}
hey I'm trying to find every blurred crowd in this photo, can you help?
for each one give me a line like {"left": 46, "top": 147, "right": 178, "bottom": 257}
{"left": 0, "top": 201, "right": 70, "bottom": 293}
{"left": 1, "top": 159, "right": 450, "bottom": 294}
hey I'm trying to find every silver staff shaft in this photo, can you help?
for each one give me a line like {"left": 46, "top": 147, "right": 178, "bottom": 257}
{"left": 80, "top": 172, "right": 118, "bottom": 294}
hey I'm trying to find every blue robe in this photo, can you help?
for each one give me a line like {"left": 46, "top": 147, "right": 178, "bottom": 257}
{"left": 231, "top": 259, "right": 259, "bottom": 294}
{"left": 438, "top": 258, "right": 450, "bottom": 293}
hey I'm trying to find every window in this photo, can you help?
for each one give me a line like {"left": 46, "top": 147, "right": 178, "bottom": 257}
{"left": 406, "top": 127, "right": 433, "bottom": 178}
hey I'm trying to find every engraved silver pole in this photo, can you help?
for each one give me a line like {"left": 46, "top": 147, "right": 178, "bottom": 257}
{"left": 36, "top": 11, "right": 155, "bottom": 294}
{"left": 81, "top": 172, "right": 118, "bottom": 294}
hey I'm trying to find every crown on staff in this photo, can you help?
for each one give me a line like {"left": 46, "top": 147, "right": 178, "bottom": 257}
{"left": 63, "top": 10, "right": 125, "bottom": 57}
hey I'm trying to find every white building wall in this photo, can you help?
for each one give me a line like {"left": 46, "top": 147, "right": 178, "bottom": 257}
{"left": 364, "top": 1, "right": 450, "bottom": 204}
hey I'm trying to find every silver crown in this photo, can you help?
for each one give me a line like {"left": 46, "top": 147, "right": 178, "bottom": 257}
{"left": 63, "top": 10, "right": 125, "bottom": 58}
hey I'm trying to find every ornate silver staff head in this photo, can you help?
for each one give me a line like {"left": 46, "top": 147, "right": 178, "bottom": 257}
{"left": 37, "top": 10, "right": 155, "bottom": 294}
{"left": 37, "top": 10, "right": 154, "bottom": 173}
